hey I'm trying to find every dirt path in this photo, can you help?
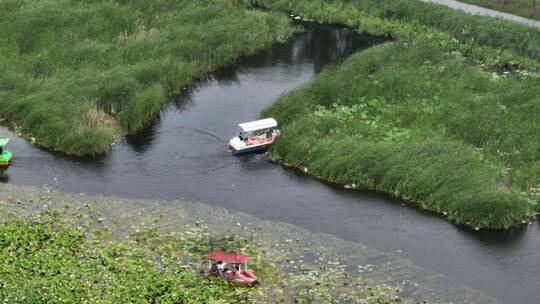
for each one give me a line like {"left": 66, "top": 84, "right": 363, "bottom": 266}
{"left": 424, "top": 0, "right": 540, "bottom": 30}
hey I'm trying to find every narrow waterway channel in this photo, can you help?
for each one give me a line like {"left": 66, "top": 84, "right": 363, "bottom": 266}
{"left": 1, "top": 23, "right": 539, "bottom": 303}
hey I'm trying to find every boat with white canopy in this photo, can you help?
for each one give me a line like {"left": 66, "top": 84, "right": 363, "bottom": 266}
{"left": 229, "top": 118, "right": 280, "bottom": 154}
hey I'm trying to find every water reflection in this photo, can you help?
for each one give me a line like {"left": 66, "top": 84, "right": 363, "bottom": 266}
{"left": 170, "top": 87, "right": 196, "bottom": 112}
{"left": 239, "top": 23, "right": 384, "bottom": 72}
{"left": 211, "top": 65, "right": 241, "bottom": 86}
{"left": 0, "top": 171, "right": 9, "bottom": 183}
{"left": 458, "top": 224, "right": 528, "bottom": 249}
{"left": 125, "top": 114, "right": 161, "bottom": 154}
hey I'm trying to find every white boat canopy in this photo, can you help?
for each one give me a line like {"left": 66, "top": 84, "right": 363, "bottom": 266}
{"left": 238, "top": 118, "right": 277, "bottom": 132}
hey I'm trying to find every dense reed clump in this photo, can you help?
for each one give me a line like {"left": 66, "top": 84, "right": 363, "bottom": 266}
{"left": 264, "top": 41, "right": 540, "bottom": 229}
{"left": 0, "top": 0, "right": 294, "bottom": 155}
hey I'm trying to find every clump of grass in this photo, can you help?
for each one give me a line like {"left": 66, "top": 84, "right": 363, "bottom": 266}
{"left": 0, "top": 0, "right": 294, "bottom": 155}
{"left": 264, "top": 41, "right": 539, "bottom": 229}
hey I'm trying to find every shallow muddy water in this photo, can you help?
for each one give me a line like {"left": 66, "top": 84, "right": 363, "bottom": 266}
{"left": 1, "top": 23, "right": 539, "bottom": 303}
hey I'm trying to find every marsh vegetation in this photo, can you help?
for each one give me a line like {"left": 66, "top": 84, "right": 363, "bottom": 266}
{"left": 0, "top": 0, "right": 293, "bottom": 155}
{"left": 0, "top": 201, "right": 400, "bottom": 303}
{"left": 258, "top": 0, "right": 540, "bottom": 229}
{"left": 265, "top": 41, "right": 539, "bottom": 229}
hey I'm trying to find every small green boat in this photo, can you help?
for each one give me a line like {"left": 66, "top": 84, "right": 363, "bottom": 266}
{"left": 0, "top": 138, "right": 12, "bottom": 168}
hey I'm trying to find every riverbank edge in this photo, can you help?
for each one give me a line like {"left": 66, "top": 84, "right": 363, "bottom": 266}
{"left": 272, "top": 154, "right": 532, "bottom": 231}
{"left": 0, "top": 183, "right": 497, "bottom": 303}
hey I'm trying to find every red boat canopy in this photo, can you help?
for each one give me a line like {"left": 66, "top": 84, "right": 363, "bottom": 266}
{"left": 208, "top": 250, "right": 251, "bottom": 264}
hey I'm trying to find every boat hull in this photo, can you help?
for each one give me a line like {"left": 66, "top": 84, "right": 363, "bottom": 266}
{"left": 206, "top": 270, "right": 258, "bottom": 286}
{"left": 229, "top": 136, "right": 273, "bottom": 155}
{"left": 231, "top": 144, "right": 270, "bottom": 155}
{"left": 0, "top": 150, "right": 12, "bottom": 168}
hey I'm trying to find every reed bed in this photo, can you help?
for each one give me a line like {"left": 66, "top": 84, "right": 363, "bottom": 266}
{"left": 0, "top": 0, "right": 293, "bottom": 155}
{"left": 264, "top": 41, "right": 539, "bottom": 229}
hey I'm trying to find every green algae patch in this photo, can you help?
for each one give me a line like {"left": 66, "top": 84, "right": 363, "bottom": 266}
{"left": 264, "top": 41, "right": 539, "bottom": 229}
{"left": 0, "top": 204, "right": 400, "bottom": 303}
{"left": 0, "top": 0, "right": 294, "bottom": 156}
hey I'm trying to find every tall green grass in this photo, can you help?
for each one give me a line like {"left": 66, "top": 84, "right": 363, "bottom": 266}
{"left": 0, "top": 0, "right": 293, "bottom": 155}
{"left": 264, "top": 41, "right": 539, "bottom": 229}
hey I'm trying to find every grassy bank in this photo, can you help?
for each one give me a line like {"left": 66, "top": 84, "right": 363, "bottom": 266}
{"left": 0, "top": 0, "right": 293, "bottom": 155}
{"left": 263, "top": 40, "right": 539, "bottom": 229}
{"left": 250, "top": 0, "right": 540, "bottom": 228}
{"left": 461, "top": 0, "right": 540, "bottom": 20}
{"left": 0, "top": 203, "right": 400, "bottom": 303}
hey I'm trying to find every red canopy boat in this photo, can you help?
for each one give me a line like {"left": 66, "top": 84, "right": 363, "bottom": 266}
{"left": 206, "top": 250, "right": 258, "bottom": 285}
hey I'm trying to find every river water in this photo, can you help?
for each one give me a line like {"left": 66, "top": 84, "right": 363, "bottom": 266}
{"left": 1, "top": 23, "right": 539, "bottom": 303}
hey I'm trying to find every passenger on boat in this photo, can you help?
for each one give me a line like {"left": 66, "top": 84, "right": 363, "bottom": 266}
{"left": 239, "top": 132, "right": 248, "bottom": 143}
{"left": 266, "top": 129, "right": 273, "bottom": 140}
{"left": 217, "top": 261, "right": 226, "bottom": 274}
{"left": 210, "top": 262, "right": 219, "bottom": 275}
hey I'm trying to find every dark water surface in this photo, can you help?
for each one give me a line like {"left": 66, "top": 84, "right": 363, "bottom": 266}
{"left": 1, "top": 23, "right": 539, "bottom": 303}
